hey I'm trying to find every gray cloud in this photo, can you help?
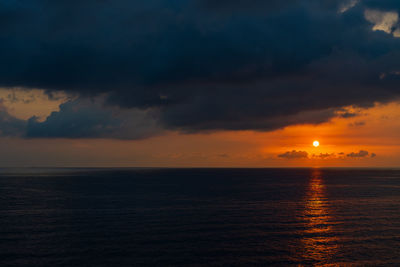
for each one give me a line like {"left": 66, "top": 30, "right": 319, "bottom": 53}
{"left": 0, "top": 0, "right": 399, "bottom": 136}
{"left": 278, "top": 150, "right": 309, "bottom": 159}
{"left": 278, "top": 150, "right": 377, "bottom": 160}
{"left": 347, "top": 150, "right": 370, "bottom": 157}
{"left": 26, "top": 98, "right": 161, "bottom": 139}
{"left": 348, "top": 121, "right": 366, "bottom": 127}
{"left": 313, "top": 153, "right": 337, "bottom": 159}
{"left": 0, "top": 96, "right": 161, "bottom": 140}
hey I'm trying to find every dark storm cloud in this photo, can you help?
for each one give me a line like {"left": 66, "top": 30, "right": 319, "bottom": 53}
{"left": 278, "top": 150, "right": 309, "bottom": 159}
{"left": 362, "top": 0, "right": 400, "bottom": 11}
{"left": 198, "top": 0, "right": 299, "bottom": 12}
{"left": 0, "top": 0, "right": 400, "bottom": 137}
{"left": 26, "top": 99, "right": 160, "bottom": 139}
{"left": 0, "top": 96, "right": 160, "bottom": 140}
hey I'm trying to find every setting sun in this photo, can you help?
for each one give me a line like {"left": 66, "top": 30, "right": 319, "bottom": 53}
{"left": 313, "top": 141, "right": 320, "bottom": 147}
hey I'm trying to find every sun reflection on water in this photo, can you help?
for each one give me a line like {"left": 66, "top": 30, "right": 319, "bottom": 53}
{"left": 300, "top": 168, "right": 339, "bottom": 265}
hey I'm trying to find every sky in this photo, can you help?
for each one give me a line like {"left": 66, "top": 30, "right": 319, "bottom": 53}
{"left": 0, "top": 0, "right": 400, "bottom": 167}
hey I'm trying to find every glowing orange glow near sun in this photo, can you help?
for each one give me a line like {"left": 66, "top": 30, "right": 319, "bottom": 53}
{"left": 313, "top": 141, "right": 320, "bottom": 147}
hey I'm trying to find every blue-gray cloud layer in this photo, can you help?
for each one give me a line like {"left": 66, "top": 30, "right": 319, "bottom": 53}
{"left": 26, "top": 99, "right": 160, "bottom": 139}
{"left": 0, "top": 98, "right": 160, "bottom": 139}
{"left": 0, "top": 0, "right": 400, "bottom": 136}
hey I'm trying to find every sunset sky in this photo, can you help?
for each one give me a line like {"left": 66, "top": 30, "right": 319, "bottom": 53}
{"left": 0, "top": 0, "right": 400, "bottom": 167}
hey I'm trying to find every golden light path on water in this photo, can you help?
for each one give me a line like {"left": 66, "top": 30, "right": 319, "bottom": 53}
{"left": 300, "top": 169, "right": 340, "bottom": 265}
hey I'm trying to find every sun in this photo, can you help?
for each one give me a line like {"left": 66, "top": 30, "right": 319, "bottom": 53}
{"left": 313, "top": 140, "right": 320, "bottom": 147}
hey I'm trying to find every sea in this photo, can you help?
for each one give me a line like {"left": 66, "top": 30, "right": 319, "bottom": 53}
{"left": 0, "top": 168, "right": 400, "bottom": 266}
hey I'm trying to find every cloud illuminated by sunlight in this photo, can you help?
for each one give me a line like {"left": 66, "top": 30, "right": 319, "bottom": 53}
{"left": 364, "top": 9, "right": 400, "bottom": 37}
{"left": 339, "top": 0, "right": 359, "bottom": 13}
{"left": 0, "top": 88, "right": 68, "bottom": 121}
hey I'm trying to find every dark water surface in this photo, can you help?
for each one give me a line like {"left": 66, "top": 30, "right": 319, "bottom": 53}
{"left": 1, "top": 168, "right": 400, "bottom": 266}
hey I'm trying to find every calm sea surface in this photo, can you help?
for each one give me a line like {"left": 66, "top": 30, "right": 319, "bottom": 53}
{"left": 1, "top": 168, "right": 400, "bottom": 266}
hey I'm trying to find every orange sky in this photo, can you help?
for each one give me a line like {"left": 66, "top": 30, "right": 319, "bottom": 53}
{"left": 0, "top": 89, "right": 399, "bottom": 167}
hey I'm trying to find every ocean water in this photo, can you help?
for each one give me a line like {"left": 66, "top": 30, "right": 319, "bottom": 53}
{"left": 1, "top": 168, "right": 400, "bottom": 266}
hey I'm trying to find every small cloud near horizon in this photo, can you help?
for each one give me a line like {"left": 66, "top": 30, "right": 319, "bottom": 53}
{"left": 278, "top": 150, "right": 308, "bottom": 159}
{"left": 347, "top": 150, "right": 376, "bottom": 158}
{"left": 348, "top": 121, "right": 366, "bottom": 127}
{"left": 278, "top": 150, "right": 377, "bottom": 160}
{"left": 312, "top": 153, "right": 336, "bottom": 159}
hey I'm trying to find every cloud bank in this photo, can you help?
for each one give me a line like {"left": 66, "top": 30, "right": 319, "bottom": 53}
{"left": 0, "top": 97, "right": 161, "bottom": 139}
{"left": 0, "top": 0, "right": 400, "bottom": 137}
{"left": 278, "top": 151, "right": 309, "bottom": 159}
{"left": 347, "top": 150, "right": 376, "bottom": 157}
{"left": 278, "top": 150, "right": 377, "bottom": 159}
